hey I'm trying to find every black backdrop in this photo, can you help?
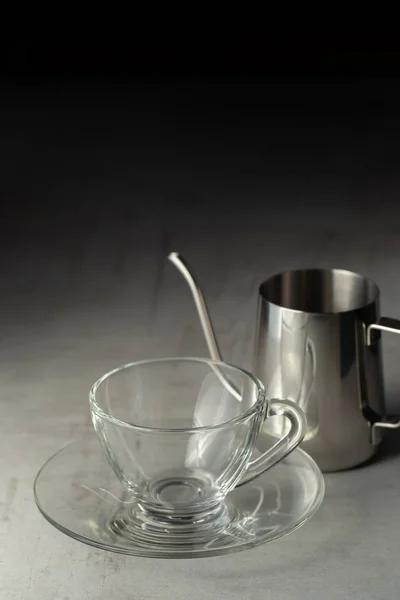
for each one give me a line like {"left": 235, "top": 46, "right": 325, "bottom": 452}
{"left": 2, "top": 32, "right": 400, "bottom": 83}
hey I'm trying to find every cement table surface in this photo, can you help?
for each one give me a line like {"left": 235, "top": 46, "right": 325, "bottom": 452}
{"left": 2, "top": 83, "right": 400, "bottom": 599}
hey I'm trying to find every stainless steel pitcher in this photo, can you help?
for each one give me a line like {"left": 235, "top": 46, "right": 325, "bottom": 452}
{"left": 169, "top": 255, "right": 400, "bottom": 472}
{"left": 254, "top": 268, "right": 400, "bottom": 472}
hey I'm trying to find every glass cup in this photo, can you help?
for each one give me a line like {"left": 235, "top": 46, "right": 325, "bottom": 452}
{"left": 89, "top": 357, "right": 306, "bottom": 535}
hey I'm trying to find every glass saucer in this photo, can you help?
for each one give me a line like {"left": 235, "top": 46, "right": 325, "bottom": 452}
{"left": 34, "top": 431, "right": 324, "bottom": 559}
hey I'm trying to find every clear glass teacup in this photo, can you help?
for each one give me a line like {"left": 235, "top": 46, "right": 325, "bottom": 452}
{"left": 89, "top": 357, "right": 306, "bottom": 533}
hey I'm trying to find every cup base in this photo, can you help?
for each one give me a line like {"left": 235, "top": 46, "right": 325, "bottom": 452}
{"left": 109, "top": 471, "right": 234, "bottom": 547}
{"left": 110, "top": 500, "right": 233, "bottom": 548}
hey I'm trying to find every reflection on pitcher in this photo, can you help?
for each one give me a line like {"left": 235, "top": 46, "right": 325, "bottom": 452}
{"left": 262, "top": 310, "right": 318, "bottom": 441}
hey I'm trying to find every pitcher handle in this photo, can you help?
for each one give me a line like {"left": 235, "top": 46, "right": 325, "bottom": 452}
{"left": 238, "top": 399, "right": 307, "bottom": 486}
{"left": 367, "top": 317, "right": 400, "bottom": 444}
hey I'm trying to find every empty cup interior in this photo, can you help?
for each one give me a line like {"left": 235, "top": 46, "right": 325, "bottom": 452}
{"left": 90, "top": 358, "right": 263, "bottom": 430}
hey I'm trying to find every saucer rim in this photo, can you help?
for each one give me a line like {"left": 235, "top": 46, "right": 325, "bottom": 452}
{"left": 34, "top": 435, "right": 325, "bottom": 560}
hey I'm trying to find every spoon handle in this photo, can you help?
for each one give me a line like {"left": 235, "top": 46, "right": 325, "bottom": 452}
{"left": 168, "top": 252, "right": 223, "bottom": 362}
{"left": 168, "top": 252, "right": 242, "bottom": 402}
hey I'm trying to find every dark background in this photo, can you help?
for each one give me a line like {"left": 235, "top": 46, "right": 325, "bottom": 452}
{"left": 3, "top": 34, "right": 400, "bottom": 216}
{"left": 3, "top": 32, "right": 400, "bottom": 82}
{"left": 2, "top": 32, "right": 400, "bottom": 297}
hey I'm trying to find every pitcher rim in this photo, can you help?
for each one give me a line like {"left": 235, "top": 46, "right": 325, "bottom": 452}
{"left": 259, "top": 267, "right": 380, "bottom": 315}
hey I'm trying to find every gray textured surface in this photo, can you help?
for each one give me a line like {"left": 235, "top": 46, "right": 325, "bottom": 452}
{"left": 2, "top": 84, "right": 400, "bottom": 598}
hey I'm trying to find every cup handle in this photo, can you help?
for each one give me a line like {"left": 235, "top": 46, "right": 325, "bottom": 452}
{"left": 366, "top": 317, "right": 400, "bottom": 444}
{"left": 238, "top": 399, "right": 307, "bottom": 487}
